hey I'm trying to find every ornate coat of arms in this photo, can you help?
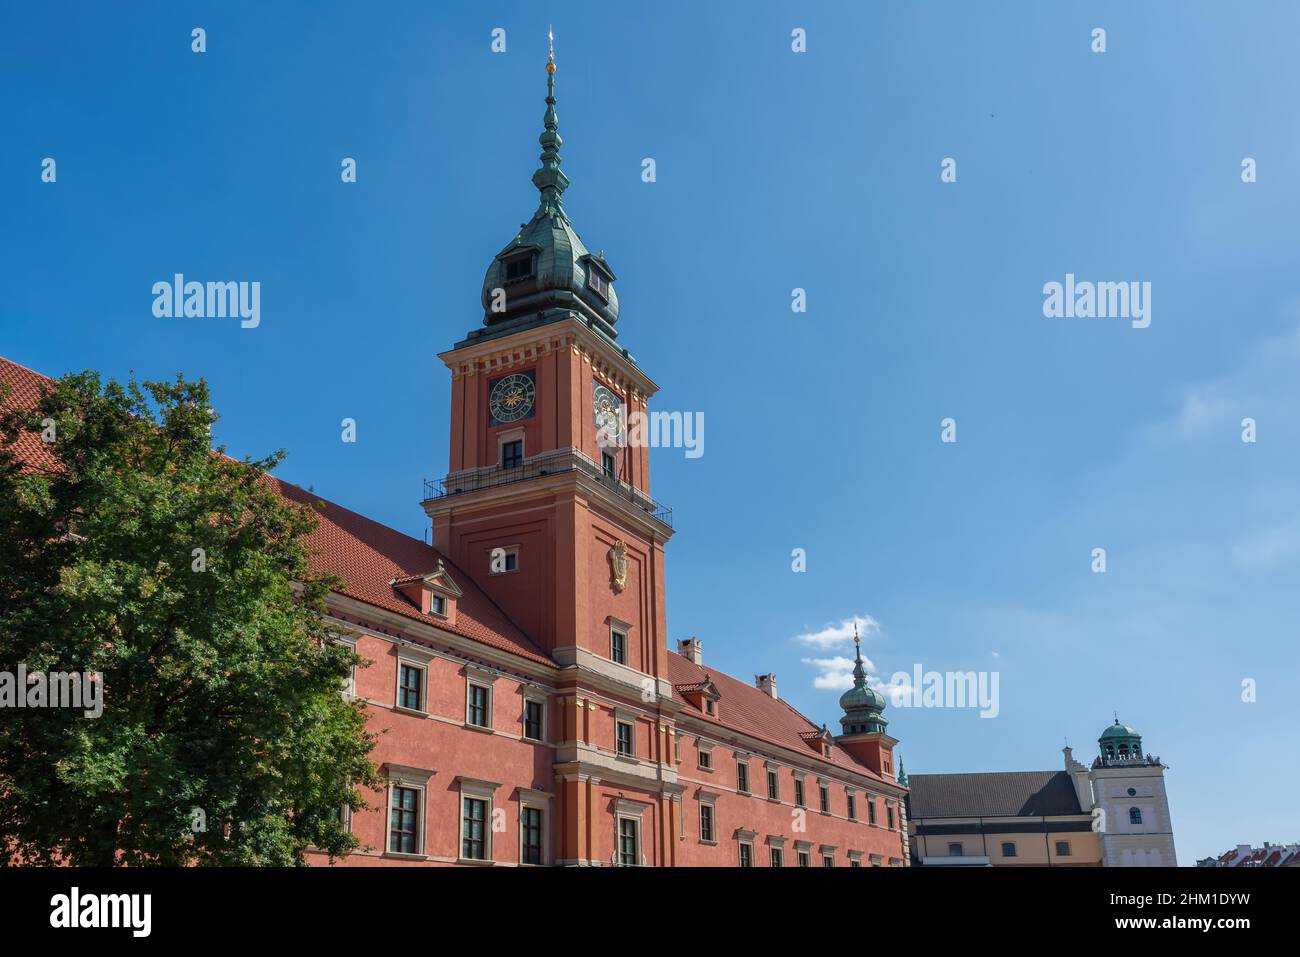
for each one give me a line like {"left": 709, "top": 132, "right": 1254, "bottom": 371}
{"left": 608, "top": 540, "right": 629, "bottom": 593}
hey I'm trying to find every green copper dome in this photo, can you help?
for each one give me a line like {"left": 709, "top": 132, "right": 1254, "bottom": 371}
{"left": 1100, "top": 721, "right": 1140, "bottom": 740}
{"left": 476, "top": 47, "right": 620, "bottom": 344}
{"left": 838, "top": 631, "right": 888, "bottom": 735}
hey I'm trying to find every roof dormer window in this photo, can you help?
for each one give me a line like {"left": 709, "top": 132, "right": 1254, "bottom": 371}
{"left": 503, "top": 252, "right": 534, "bottom": 282}
{"left": 587, "top": 267, "right": 608, "bottom": 299}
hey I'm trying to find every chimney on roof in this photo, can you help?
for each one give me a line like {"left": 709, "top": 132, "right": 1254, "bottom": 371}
{"left": 677, "top": 637, "right": 703, "bottom": 665}
{"left": 755, "top": 673, "right": 778, "bottom": 698}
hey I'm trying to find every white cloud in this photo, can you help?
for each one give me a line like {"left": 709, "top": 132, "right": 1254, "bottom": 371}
{"left": 791, "top": 614, "right": 879, "bottom": 650}
{"left": 801, "top": 655, "right": 868, "bottom": 691}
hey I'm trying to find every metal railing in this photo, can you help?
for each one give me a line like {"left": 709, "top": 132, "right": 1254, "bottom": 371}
{"left": 423, "top": 447, "right": 672, "bottom": 529}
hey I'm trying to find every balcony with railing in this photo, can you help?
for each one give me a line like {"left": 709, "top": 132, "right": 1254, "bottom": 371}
{"left": 422, "top": 447, "right": 673, "bottom": 529}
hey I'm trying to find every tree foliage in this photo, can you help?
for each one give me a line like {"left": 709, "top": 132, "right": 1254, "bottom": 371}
{"left": 0, "top": 372, "right": 378, "bottom": 865}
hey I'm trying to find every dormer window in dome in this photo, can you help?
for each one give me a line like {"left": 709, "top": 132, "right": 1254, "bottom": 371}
{"left": 503, "top": 249, "right": 536, "bottom": 283}
{"left": 581, "top": 254, "right": 614, "bottom": 302}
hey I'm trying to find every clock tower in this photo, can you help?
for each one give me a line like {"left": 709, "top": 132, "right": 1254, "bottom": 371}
{"left": 422, "top": 45, "right": 674, "bottom": 691}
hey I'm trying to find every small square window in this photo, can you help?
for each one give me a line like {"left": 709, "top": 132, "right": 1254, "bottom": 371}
{"left": 698, "top": 748, "right": 712, "bottom": 771}
{"left": 798, "top": 851, "right": 810, "bottom": 868}
{"left": 616, "top": 720, "right": 634, "bottom": 757}
{"left": 1055, "top": 841, "right": 1071, "bottom": 856}
{"left": 490, "top": 546, "right": 519, "bottom": 575}
{"left": 948, "top": 842, "right": 964, "bottom": 857}
{"left": 823, "top": 854, "right": 834, "bottom": 868}
{"left": 610, "top": 627, "right": 627, "bottom": 665}
{"left": 429, "top": 594, "right": 447, "bottom": 617}
{"left": 1001, "top": 842, "right": 1017, "bottom": 858}
{"left": 501, "top": 439, "right": 523, "bottom": 469}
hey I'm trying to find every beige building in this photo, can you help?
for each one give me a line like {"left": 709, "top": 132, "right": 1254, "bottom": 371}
{"left": 907, "top": 717, "right": 1175, "bottom": 867}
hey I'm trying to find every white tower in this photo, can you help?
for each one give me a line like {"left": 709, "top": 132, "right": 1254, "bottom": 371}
{"left": 1086, "top": 717, "right": 1177, "bottom": 867}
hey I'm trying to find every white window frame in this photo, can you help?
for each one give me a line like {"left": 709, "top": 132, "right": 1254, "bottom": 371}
{"left": 697, "top": 791, "right": 718, "bottom": 845}
{"left": 609, "top": 622, "right": 629, "bottom": 665}
{"left": 384, "top": 764, "right": 434, "bottom": 859}
{"left": 488, "top": 544, "right": 520, "bottom": 576}
{"left": 464, "top": 669, "right": 497, "bottom": 730}
{"left": 517, "top": 788, "right": 551, "bottom": 866}
{"left": 736, "top": 759, "right": 750, "bottom": 794}
{"left": 394, "top": 656, "right": 428, "bottom": 715}
{"left": 456, "top": 777, "right": 500, "bottom": 864}
{"left": 697, "top": 740, "right": 713, "bottom": 771}
{"left": 428, "top": 593, "right": 448, "bottom": 618}
{"left": 333, "top": 633, "right": 358, "bottom": 699}
{"left": 521, "top": 695, "right": 547, "bottom": 742}
{"left": 615, "top": 717, "right": 636, "bottom": 758}
{"left": 497, "top": 428, "right": 525, "bottom": 468}
{"left": 614, "top": 799, "right": 648, "bottom": 866}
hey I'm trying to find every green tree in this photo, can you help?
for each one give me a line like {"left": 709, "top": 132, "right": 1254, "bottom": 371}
{"left": 0, "top": 372, "right": 378, "bottom": 865}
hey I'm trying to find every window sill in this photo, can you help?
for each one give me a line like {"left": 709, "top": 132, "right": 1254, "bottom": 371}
{"left": 392, "top": 705, "right": 428, "bottom": 719}
{"left": 699, "top": 839, "right": 718, "bottom": 847}
{"left": 383, "top": 851, "right": 429, "bottom": 861}
{"left": 615, "top": 753, "right": 638, "bottom": 763}
{"left": 463, "top": 722, "right": 495, "bottom": 734}
{"left": 456, "top": 857, "right": 496, "bottom": 866}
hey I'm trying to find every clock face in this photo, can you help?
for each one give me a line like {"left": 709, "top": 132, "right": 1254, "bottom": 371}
{"left": 593, "top": 383, "right": 623, "bottom": 441}
{"left": 489, "top": 371, "right": 536, "bottom": 425}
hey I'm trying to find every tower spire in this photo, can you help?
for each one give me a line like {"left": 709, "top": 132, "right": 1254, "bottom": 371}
{"left": 533, "top": 27, "right": 568, "bottom": 212}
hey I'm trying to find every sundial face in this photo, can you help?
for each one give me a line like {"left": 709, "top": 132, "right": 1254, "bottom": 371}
{"left": 489, "top": 371, "right": 536, "bottom": 425}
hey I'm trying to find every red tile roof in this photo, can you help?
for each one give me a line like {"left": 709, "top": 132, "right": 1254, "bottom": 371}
{"left": 0, "top": 356, "right": 553, "bottom": 668}
{"left": 667, "top": 651, "right": 888, "bottom": 783}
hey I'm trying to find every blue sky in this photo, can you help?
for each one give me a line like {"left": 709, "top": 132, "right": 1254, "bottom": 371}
{"left": 3, "top": 1, "right": 1298, "bottom": 864}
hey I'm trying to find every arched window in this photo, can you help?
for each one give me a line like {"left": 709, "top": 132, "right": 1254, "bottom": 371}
{"left": 1129, "top": 807, "right": 1142, "bottom": 825}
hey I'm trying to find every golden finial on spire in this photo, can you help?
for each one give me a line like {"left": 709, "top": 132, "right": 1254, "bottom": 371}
{"left": 853, "top": 623, "right": 860, "bottom": 646}
{"left": 547, "top": 25, "right": 556, "bottom": 73}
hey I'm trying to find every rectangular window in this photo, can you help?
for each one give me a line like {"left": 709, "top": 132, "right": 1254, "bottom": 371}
{"left": 823, "top": 854, "right": 834, "bottom": 867}
{"left": 767, "top": 770, "right": 779, "bottom": 801}
{"left": 467, "top": 683, "right": 490, "bottom": 728}
{"left": 865, "top": 797, "right": 874, "bottom": 825}
{"left": 398, "top": 663, "right": 423, "bottom": 711}
{"left": 462, "top": 797, "right": 487, "bottom": 860}
{"left": 504, "top": 254, "right": 533, "bottom": 281}
{"left": 1002, "top": 842, "right": 1017, "bottom": 858}
{"left": 389, "top": 786, "right": 420, "bottom": 855}
{"left": 737, "top": 762, "right": 749, "bottom": 794}
{"left": 851, "top": 859, "right": 861, "bottom": 868}
{"left": 618, "top": 818, "right": 638, "bottom": 866}
{"left": 588, "top": 267, "right": 609, "bottom": 299}
{"left": 501, "top": 439, "right": 523, "bottom": 469}
{"left": 704, "top": 699, "right": 715, "bottom": 715}
{"left": 739, "top": 843, "right": 752, "bottom": 868}
{"left": 698, "top": 748, "right": 712, "bottom": 771}
{"left": 887, "top": 805, "right": 895, "bottom": 830}
{"left": 794, "top": 779, "right": 805, "bottom": 808}
{"left": 524, "top": 699, "right": 544, "bottom": 740}
{"left": 1056, "top": 841, "right": 1071, "bottom": 857}
{"left": 770, "top": 847, "right": 783, "bottom": 868}
{"left": 699, "top": 804, "right": 714, "bottom": 842}
{"left": 616, "top": 720, "right": 634, "bottom": 757}
{"left": 610, "top": 628, "right": 627, "bottom": 665}
{"left": 429, "top": 594, "right": 447, "bottom": 617}
{"left": 819, "top": 785, "right": 829, "bottom": 813}
{"left": 490, "top": 546, "right": 519, "bottom": 574}
{"left": 521, "top": 807, "right": 543, "bottom": 865}
{"left": 602, "top": 450, "right": 617, "bottom": 479}
{"left": 848, "top": 794, "right": 858, "bottom": 821}
{"left": 674, "top": 733, "right": 681, "bottom": 763}
{"left": 948, "top": 843, "right": 964, "bottom": 856}
{"left": 798, "top": 851, "right": 810, "bottom": 867}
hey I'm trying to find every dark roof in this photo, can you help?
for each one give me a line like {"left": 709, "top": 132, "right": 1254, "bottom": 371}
{"left": 907, "top": 770, "right": 1083, "bottom": 818}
